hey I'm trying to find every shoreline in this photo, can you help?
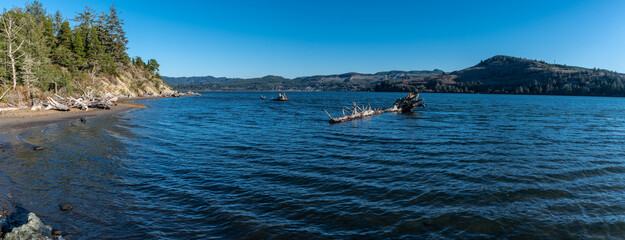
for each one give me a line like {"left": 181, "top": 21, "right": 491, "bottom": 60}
{"left": 0, "top": 102, "right": 146, "bottom": 134}
{"left": 0, "top": 92, "right": 203, "bottom": 133}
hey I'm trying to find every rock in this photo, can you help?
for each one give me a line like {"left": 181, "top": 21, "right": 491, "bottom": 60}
{"left": 3, "top": 212, "right": 53, "bottom": 240}
{"left": 51, "top": 230, "right": 62, "bottom": 238}
{"left": 186, "top": 91, "right": 201, "bottom": 96}
{"left": 80, "top": 117, "right": 86, "bottom": 123}
{"left": 33, "top": 146, "right": 44, "bottom": 151}
{"left": 160, "top": 89, "right": 175, "bottom": 97}
{"left": 59, "top": 204, "right": 72, "bottom": 211}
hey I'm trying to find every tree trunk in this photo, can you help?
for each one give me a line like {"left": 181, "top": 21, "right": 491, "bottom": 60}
{"left": 2, "top": 14, "right": 23, "bottom": 91}
{"left": 7, "top": 21, "right": 16, "bottom": 90}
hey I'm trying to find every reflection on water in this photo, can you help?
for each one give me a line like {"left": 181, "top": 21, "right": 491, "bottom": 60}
{"left": 2, "top": 92, "right": 625, "bottom": 239}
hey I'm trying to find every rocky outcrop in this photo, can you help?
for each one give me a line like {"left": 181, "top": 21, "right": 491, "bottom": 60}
{"left": 3, "top": 213, "right": 52, "bottom": 240}
{"left": 159, "top": 90, "right": 201, "bottom": 98}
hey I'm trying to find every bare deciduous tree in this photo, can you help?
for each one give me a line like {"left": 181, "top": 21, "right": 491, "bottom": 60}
{"left": 1, "top": 11, "right": 25, "bottom": 90}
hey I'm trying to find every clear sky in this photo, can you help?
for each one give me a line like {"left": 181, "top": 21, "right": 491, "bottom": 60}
{"left": 2, "top": 0, "right": 625, "bottom": 78}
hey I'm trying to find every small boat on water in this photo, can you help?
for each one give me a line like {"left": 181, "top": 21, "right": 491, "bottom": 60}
{"left": 260, "top": 96, "right": 267, "bottom": 100}
{"left": 274, "top": 93, "right": 289, "bottom": 101}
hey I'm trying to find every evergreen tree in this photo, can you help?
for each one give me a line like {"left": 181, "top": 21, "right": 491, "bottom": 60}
{"left": 56, "top": 20, "right": 72, "bottom": 48}
{"left": 24, "top": 1, "right": 45, "bottom": 21}
{"left": 85, "top": 26, "right": 104, "bottom": 75}
{"left": 52, "top": 10, "right": 62, "bottom": 35}
{"left": 104, "top": 4, "right": 128, "bottom": 62}
{"left": 51, "top": 20, "right": 74, "bottom": 67}
{"left": 133, "top": 56, "right": 145, "bottom": 67}
{"left": 71, "top": 29, "right": 86, "bottom": 68}
{"left": 73, "top": 6, "right": 96, "bottom": 30}
{"left": 147, "top": 59, "right": 160, "bottom": 73}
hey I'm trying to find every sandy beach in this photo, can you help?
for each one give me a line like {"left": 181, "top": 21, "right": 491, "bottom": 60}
{"left": 0, "top": 102, "right": 147, "bottom": 133}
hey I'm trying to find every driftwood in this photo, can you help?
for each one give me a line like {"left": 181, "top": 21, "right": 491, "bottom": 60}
{"left": 324, "top": 92, "right": 425, "bottom": 124}
{"left": 39, "top": 90, "right": 200, "bottom": 112}
{"left": 274, "top": 93, "right": 289, "bottom": 101}
{"left": 42, "top": 94, "right": 117, "bottom": 111}
{"left": 31, "top": 98, "right": 43, "bottom": 111}
{"left": 0, "top": 88, "right": 10, "bottom": 101}
{"left": 46, "top": 97, "right": 69, "bottom": 111}
{"left": 387, "top": 92, "right": 425, "bottom": 113}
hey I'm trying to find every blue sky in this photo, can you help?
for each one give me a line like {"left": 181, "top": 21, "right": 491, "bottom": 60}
{"left": 2, "top": 0, "right": 625, "bottom": 78}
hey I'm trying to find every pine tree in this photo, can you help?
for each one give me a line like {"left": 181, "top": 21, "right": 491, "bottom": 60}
{"left": 73, "top": 6, "right": 96, "bottom": 30}
{"left": 51, "top": 20, "right": 74, "bottom": 67}
{"left": 57, "top": 20, "right": 72, "bottom": 48}
{"left": 52, "top": 10, "right": 62, "bottom": 35}
{"left": 85, "top": 26, "right": 104, "bottom": 77}
{"left": 25, "top": 1, "right": 46, "bottom": 20}
{"left": 71, "top": 29, "right": 86, "bottom": 68}
{"left": 147, "top": 59, "right": 160, "bottom": 73}
{"left": 133, "top": 56, "right": 145, "bottom": 67}
{"left": 104, "top": 4, "right": 128, "bottom": 62}
{"left": 42, "top": 16, "right": 54, "bottom": 49}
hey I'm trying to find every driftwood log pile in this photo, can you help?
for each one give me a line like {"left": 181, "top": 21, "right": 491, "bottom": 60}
{"left": 40, "top": 94, "right": 117, "bottom": 111}
{"left": 36, "top": 90, "right": 201, "bottom": 111}
{"left": 324, "top": 92, "right": 425, "bottom": 124}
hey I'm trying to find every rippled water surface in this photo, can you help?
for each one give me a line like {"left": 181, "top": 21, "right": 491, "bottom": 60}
{"left": 2, "top": 92, "right": 625, "bottom": 239}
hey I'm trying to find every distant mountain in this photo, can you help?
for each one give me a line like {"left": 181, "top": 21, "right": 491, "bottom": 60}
{"left": 161, "top": 76, "right": 243, "bottom": 86}
{"left": 164, "top": 55, "right": 625, "bottom": 96}
{"left": 375, "top": 55, "right": 625, "bottom": 96}
{"left": 162, "top": 70, "right": 444, "bottom": 91}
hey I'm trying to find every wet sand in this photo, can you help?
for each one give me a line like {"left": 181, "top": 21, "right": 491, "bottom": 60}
{"left": 0, "top": 102, "right": 146, "bottom": 133}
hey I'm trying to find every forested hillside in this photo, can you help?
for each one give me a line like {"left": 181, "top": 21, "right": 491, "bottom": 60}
{"left": 0, "top": 1, "right": 172, "bottom": 106}
{"left": 374, "top": 55, "right": 625, "bottom": 96}
{"left": 163, "top": 70, "right": 444, "bottom": 91}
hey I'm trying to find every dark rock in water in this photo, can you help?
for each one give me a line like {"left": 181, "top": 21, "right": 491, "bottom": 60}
{"left": 3, "top": 212, "right": 53, "bottom": 240}
{"left": 33, "top": 146, "right": 44, "bottom": 151}
{"left": 59, "top": 204, "right": 72, "bottom": 211}
{"left": 80, "top": 117, "right": 86, "bottom": 123}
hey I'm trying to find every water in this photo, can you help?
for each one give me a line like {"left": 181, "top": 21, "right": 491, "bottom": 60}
{"left": 2, "top": 92, "right": 625, "bottom": 239}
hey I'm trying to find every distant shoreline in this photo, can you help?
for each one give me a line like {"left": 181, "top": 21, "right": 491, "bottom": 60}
{"left": 175, "top": 90, "right": 625, "bottom": 98}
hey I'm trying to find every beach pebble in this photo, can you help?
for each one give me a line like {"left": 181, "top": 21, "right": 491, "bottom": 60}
{"left": 59, "top": 204, "right": 72, "bottom": 211}
{"left": 33, "top": 146, "right": 44, "bottom": 151}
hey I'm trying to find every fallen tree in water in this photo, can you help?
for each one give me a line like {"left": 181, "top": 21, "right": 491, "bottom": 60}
{"left": 323, "top": 92, "right": 425, "bottom": 124}
{"left": 274, "top": 92, "right": 289, "bottom": 101}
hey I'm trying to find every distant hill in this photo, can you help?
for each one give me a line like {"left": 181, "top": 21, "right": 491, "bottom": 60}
{"left": 376, "top": 55, "right": 625, "bottom": 96}
{"left": 163, "top": 70, "right": 444, "bottom": 91}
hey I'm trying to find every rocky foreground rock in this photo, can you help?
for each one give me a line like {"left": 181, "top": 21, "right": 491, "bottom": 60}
{"left": 2, "top": 213, "right": 53, "bottom": 240}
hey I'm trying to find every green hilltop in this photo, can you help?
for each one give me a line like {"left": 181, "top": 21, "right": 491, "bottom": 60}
{"left": 376, "top": 55, "right": 625, "bottom": 96}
